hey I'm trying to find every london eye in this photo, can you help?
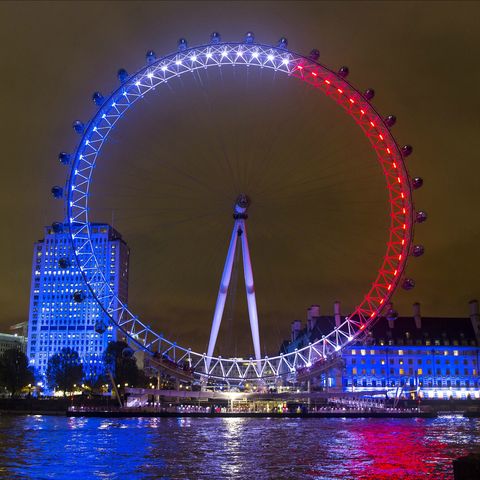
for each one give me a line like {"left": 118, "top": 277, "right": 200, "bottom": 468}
{"left": 51, "top": 32, "right": 425, "bottom": 384}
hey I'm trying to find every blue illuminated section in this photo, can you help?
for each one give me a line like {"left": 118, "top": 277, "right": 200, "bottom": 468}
{"left": 26, "top": 224, "right": 129, "bottom": 381}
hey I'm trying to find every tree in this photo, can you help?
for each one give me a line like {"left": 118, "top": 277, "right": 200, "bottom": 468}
{"left": 46, "top": 348, "right": 84, "bottom": 395}
{"left": 103, "top": 341, "right": 142, "bottom": 387}
{"left": 0, "top": 348, "right": 34, "bottom": 397}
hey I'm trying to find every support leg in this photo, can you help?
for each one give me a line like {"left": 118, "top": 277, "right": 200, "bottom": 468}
{"left": 239, "top": 220, "right": 262, "bottom": 366}
{"left": 206, "top": 221, "right": 240, "bottom": 371}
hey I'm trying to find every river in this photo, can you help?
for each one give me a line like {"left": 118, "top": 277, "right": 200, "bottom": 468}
{"left": 0, "top": 415, "right": 478, "bottom": 479}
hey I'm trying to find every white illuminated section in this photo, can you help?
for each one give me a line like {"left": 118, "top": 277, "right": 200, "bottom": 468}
{"left": 206, "top": 196, "right": 262, "bottom": 371}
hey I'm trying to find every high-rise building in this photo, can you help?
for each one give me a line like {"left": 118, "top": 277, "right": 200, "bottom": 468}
{"left": 27, "top": 223, "right": 129, "bottom": 380}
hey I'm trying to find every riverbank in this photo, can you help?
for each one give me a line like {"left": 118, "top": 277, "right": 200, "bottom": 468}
{"left": 66, "top": 408, "right": 437, "bottom": 418}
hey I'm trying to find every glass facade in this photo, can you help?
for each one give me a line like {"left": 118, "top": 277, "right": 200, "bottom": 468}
{"left": 27, "top": 224, "right": 129, "bottom": 380}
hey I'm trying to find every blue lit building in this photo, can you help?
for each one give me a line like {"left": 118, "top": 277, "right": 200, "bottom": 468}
{"left": 27, "top": 224, "right": 129, "bottom": 381}
{"left": 281, "top": 301, "right": 480, "bottom": 399}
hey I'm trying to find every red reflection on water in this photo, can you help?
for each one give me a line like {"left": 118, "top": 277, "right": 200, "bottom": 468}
{"left": 351, "top": 419, "right": 448, "bottom": 480}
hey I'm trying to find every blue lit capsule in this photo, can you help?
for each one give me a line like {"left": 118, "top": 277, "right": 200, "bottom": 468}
{"left": 51, "top": 222, "right": 64, "bottom": 234}
{"left": 412, "top": 245, "right": 425, "bottom": 257}
{"left": 73, "top": 291, "right": 87, "bottom": 303}
{"left": 309, "top": 49, "right": 320, "bottom": 61}
{"left": 94, "top": 320, "right": 107, "bottom": 334}
{"left": 210, "top": 32, "right": 221, "bottom": 44}
{"left": 146, "top": 50, "right": 156, "bottom": 64}
{"left": 386, "top": 308, "right": 398, "bottom": 322}
{"left": 178, "top": 38, "right": 188, "bottom": 51}
{"left": 402, "top": 278, "right": 415, "bottom": 290}
{"left": 416, "top": 211, "right": 428, "bottom": 223}
{"left": 51, "top": 186, "right": 63, "bottom": 199}
{"left": 58, "top": 152, "right": 71, "bottom": 165}
{"left": 92, "top": 91, "right": 104, "bottom": 106}
{"left": 72, "top": 120, "right": 84, "bottom": 134}
{"left": 364, "top": 89, "right": 375, "bottom": 101}
{"left": 402, "top": 145, "right": 413, "bottom": 157}
{"left": 277, "top": 37, "right": 288, "bottom": 49}
{"left": 122, "top": 347, "right": 134, "bottom": 359}
{"left": 385, "top": 115, "right": 397, "bottom": 127}
{"left": 412, "top": 177, "right": 423, "bottom": 189}
{"left": 117, "top": 68, "right": 129, "bottom": 83}
{"left": 244, "top": 32, "right": 255, "bottom": 44}
{"left": 58, "top": 257, "right": 70, "bottom": 269}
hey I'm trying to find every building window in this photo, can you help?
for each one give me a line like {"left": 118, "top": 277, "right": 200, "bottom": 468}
{"left": 417, "top": 368, "right": 423, "bottom": 375}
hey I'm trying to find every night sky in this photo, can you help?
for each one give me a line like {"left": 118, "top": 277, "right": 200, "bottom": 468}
{"left": 0, "top": 1, "right": 479, "bottom": 355}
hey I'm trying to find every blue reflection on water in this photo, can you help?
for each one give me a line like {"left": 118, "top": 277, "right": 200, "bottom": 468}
{"left": 0, "top": 416, "right": 478, "bottom": 479}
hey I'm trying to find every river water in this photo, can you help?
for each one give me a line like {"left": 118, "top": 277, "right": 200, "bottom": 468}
{"left": 0, "top": 415, "right": 478, "bottom": 479}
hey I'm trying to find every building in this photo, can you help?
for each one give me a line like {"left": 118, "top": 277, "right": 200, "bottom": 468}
{"left": 27, "top": 223, "right": 129, "bottom": 381}
{"left": 0, "top": 332, "right": 26, "bottom": 355}
{"left": 281, "top": 301, "right": 480, "bottom": 399}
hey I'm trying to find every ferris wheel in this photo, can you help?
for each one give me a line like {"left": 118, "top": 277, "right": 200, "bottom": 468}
{"left": 51, "top": 32, "right": 426, "bottom": 384}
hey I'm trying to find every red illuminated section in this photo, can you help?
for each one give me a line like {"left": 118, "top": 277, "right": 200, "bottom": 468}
{"left": 293, "top": 58, "right": 413, "bottom": 334}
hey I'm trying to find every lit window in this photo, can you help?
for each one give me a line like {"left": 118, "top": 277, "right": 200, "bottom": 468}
{"left": 398, "top": 350, "right": 404, "bottom": 355}
{"left": 417, "top": 368, "right": 423, "bottom": 375}
{"left": 360, "top": 349, "right": 366, "bottom": 356}
{"left": 453, "top": 350, "right": 459, "bottom": 356}
{"left": 399, "top": 368, "right": 404, "bottom": 375}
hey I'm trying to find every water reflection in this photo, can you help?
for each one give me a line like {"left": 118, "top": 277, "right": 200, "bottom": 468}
{"left": 0, "top": 416, "right": 478, "bottom": 479}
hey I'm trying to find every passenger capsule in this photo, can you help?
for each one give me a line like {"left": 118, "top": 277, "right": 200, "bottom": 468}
{"left": 386, "top": 308, "right": 398, "bottom": 322}
{"left": 401, "top": 145, "right": 413, "bottom": 157}
{"left": 338, "top": 66, "right": 349, "bottom": 78}
{"left": 117, "top": 68, "right": 129, "bottom": 83}
{"left": 94, "top": 320, "right": 107, "bottom": 334}
{"left": 210, "top": 32, "right": 221, "bottom": 44}
{"left": 402, "top": 278, "right": 415, "bottom": 290}
{"left": 309, "top": 49, "right": 320, "bottom": 61}
{"left": 416, "top": 211, "right": 428, "bottom": 223}
{"left": 122, "top": 347, "right": 134, "bottom": 359}
{"left": 385, "top": 115, "right": 396, "bottom": 127}
{"left": 412, "top": 245, "right": 425, "bottom": 257}
{"left": 92, "top": 91, "right": 104, "bottom": 106}
{"left": 72, "top": 120, "right": 84, "bottom": 134}
{"left": 364, "top": 89, "right": 375, "bottom": 101}
{"left": 178, "top": 38, "right": 188, "bottom": 51}
{"left": 146, "top": 50, "right": 156, "bottom": 64}
{"left": 58, "top": 257, "right": 70, "bottom": 269}
{"left": 58, "top": 152, "right": 71, "bottom": 165}
{"left": 73, "top": 290, "right": 87, "bottom": 303}
{"left": 412, "top": 177, "right": 424, "bottom": 189}
{"left": 51, "top": 222, "right": 64, "bottom": 234}
{"left": 244, "top": 32, "right": 255, "bottom": 44}
{"left": 51, "top": 186, "right": 63, "bottom": 199}
{"left": 277, "top": 37, "right": 288, "bottom": 49}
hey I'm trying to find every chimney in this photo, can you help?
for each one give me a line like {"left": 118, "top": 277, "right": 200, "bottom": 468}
{"left": 334, "top": 301, "right": 341, "bottom": 328}
{"left": 307, "top": 305, "right": 320, "bottom": 331}
{"left": 291, "top": 320, "right": 302, "bottom": 342}
{"left": 469, "top": 300, "right": 480, "bottom": 343}
{"left": 413, "top": 302, "right": 421, "bottom": 329}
